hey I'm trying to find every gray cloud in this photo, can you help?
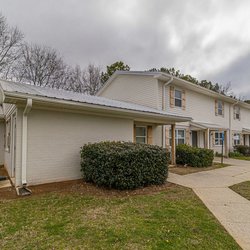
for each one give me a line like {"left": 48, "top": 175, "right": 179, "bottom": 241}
{"left": 0, "top": 0, "right": 250, "bottom": 96}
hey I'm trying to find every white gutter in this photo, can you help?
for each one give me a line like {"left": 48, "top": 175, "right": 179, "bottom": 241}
{"left": 162, "top": 76, "right": 174, "bottom": 147}
{"left": 21, "top": 98, "right": 32, "bottom": 186}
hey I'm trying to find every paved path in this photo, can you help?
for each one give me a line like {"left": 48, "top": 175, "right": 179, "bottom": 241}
{"left": 168, "top": 158, "right": 250, "bottom": 250}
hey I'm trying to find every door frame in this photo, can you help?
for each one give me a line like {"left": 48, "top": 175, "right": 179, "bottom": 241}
{"left": 10, "top": 112, "right": 16, "bottom": 178}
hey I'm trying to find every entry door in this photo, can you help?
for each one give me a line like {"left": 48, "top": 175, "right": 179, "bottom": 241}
{"left": 192, "top": 131, "right": 198, "bottom": 147}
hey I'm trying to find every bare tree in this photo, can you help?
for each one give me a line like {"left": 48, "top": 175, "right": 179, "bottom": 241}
{"left": 65, "top": 64, "right": 102, "bottom": 95}
{"left": 0, "top": 14, "right": 23, "bottom": 79}
{"left": 14, "top": 43, "right": 67, "bottom": 88}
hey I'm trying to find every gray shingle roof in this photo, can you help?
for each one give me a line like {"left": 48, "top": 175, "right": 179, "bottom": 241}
{"left": 0, "top": 80, "right": 191, "bottom": 120}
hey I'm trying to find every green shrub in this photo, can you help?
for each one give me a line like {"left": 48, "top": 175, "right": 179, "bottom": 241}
{"left": 176, "top": 144, "right": 214, "bottom": 167}
{"left": 234, "top": 145, "right": 250, "bottom": 156}
{"left": 229, "top": 151, "right": 243, "bottom": 158}
{"left": 80, "top": 141, "right": 169, "bottom": 190}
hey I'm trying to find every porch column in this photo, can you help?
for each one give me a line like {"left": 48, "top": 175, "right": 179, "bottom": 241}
{"left": 204, "top": 128, "right": 210, "bottom": 149}
{"left": 224, "top": 130, "right": 228, "bottom": 157}
{"left": 171, "top": 124, "right": 176, "bottom": 165}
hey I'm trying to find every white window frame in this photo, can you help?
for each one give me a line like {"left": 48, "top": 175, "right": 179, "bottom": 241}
{"left": 135, "top": 126, "right": 147, "bottom": 144}
{"left": 169, "top": 129, "right": 186, "bottom": 146}
{"left": 234, "top": 106, "right": 240, "bottom": 120}
{"left": 215, "top": 132, "right": 224, "bottom": 146}
{"left": 174, "top": 89, "right": 182, "bottom": 108}
{"left": 233, "top": 133, "right": 241, "bottom": 146}
{"left": 217, "top": 100, "right": 223, "bottom": 116}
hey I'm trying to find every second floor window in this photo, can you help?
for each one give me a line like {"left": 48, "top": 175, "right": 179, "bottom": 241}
{"left": 174, "top": 89, "right": 182, "bottom": 107}
{"left": 234, "top": 106, "right": 240, "bottom": 120}
{"left": 215, "top": 100, "right": 224, "bottom": 116}
{"left": 217, "top": 100, "right": 223, "bottom": 116}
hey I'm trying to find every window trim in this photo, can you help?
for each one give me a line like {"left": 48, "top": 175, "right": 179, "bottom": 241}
{"left": 215, "top": 132, "right": 224, "bottom": 146}
{"left": 217, "top": 100, "right": 223, "bottom": 116}
{"left": 234, "top": 106, "right": 240, "bottom": 120}
{"left": 169, "top": 129, "right": 186, "bottom": 146}
{"left": 233, "top": 133, "right": 241, "bottom": 146}
{"left": 174, "top": 89, "right": 182, "bottom": 108}
{"left": 135, "top": 126, "right": 147, "bottom": 144}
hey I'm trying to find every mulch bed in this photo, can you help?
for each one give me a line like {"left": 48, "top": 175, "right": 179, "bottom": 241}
{"left": 0, "top": 179, "right": 176, "bottom": 200}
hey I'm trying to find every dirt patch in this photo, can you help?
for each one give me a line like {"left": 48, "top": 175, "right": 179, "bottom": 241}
{"left": 0, "top": 179, "right": 176, "bottom": 200}
{"left": 0, "top": 165, "right": 8, "bottom": 177}
{"left": 169, "top": 163, "right": 230, "bottom": 175}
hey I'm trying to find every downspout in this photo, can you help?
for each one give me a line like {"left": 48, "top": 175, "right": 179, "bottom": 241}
{"left": 162, "top": 77, "right": 174, "bottom": 147}
{"left": 21, "top": 98, "right": 32, "bottom": 186}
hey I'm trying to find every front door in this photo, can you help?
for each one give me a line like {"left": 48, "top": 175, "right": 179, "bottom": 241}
{"left": 192, "top": 131, "right": 198, "bottom": 147}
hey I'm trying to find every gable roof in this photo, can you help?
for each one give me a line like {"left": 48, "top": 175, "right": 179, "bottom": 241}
{"left": 97, "top": 71, "right": 250, "bottom": 109}
{"left": 0, "top": 79, "right": 191, "bottom": 124}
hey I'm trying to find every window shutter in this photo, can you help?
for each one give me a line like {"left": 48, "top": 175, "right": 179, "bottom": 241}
{"left": 233, "top": 106, "right": 236, "bottom": 120}
{"left": 240, "top": 134, "right": 243, "bottom": 145}
{"left": 215, "top": 100, "right": 218, "bottom": 116}
{"left": 212, "top": 132, "right": 215, "bottom": 146}
{"left": 222, "top": 102, "right": 225, "bottom": 117}
{"left": 185, "top": 128, "right": 190, "bottom": 145}
{"left": 165, "top": 127, "right": 170, "bottom": 148}
{"left": 239, "top": 106, "right": 241, "bottom": 121}
{"left": 182, "top": 90, "right": 186, "bottom": 110}
{"left": 232, "top": 131, "right": 235, "bottom": 145}
{"left": 147, "top": 126, "right": 153, "bottom": 145}
{"left": 170, "top": 86, "right": 175, "bottom": 108}
{"left": 133, "top": 125, "right": 136, "bottom": 143}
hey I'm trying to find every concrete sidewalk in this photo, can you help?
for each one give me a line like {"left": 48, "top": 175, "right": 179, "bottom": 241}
{"left": 168, "top": 158, "right": 250, "bottom": 250}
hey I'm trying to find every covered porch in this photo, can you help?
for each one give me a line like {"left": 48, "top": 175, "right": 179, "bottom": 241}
{"left": 242, "top": 128, "right": 250, "bottom": 146}
{"left": 134, "top": 116, "right": 191, "bottom": 165}
{"left": 190, "top": 121, "right": 229, "bottom": 156}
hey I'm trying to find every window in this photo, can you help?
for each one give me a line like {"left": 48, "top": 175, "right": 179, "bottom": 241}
{"left": 234, "top": 106, "right": 240, "bottom": 120}
{"left": 169, "top": 129, "right": 185, "bottom": 146}
{"left": 217, "top": 100, "right": 223, "bottom": 116}
{"left": 233, "top": 133, "right": 241, "bottom": 146}
{"left": 174, "top": 89, "right": 182, "bottom": 107}
{"left": 135, "top": 126, "right": 147, "bottom": 144}
{"left": 215, "top": 132, "right": 224, "bottom": 146}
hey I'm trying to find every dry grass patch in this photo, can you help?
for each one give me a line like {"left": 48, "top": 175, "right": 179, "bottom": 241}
{"left": 169, "top": 162, "right": 231, "bottom": 175}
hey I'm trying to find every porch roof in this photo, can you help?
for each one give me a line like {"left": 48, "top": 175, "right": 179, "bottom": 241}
{"left": 242, "top": 128, "right": 250, "bottom": 134}
{"left": 0, "top": 79, "right": 192, "bottom": 125}
{"left": 190, "top": 121, "right": 228, "bottom": 131}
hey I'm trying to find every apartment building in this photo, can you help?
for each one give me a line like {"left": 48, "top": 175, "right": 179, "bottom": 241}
{"left": 98, "top": 71, "right": 250, "bottom": 156}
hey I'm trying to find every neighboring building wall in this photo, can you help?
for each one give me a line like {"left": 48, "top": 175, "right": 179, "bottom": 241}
{"left": 100, "top": 75, "right": 160, "bottom": 109}
{"left": 0, "top": 121, "right": 4, "bottom": 165}
{"left": 25, "top": 109, "right": 134, "bottom": 186}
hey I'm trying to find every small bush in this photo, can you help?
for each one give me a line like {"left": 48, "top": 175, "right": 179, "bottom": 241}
{"left": 234, "top": 145, "right": 250, "bottom": 156}
{"left": 80, "top": 141, "right": 169, "bottom": 190}
{"left": 229, "top": 151, "right": 243, "bottom": 158}
{"left": 176, "top": 144, "right": 214, "bottom": 167}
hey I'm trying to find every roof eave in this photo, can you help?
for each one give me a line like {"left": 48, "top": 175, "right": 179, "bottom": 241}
{"left": 3, "top": 91, "right": 191, "bottom": 124}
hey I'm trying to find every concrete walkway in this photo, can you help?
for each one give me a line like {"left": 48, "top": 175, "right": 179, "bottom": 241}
{"left": 168, "top": 158, "right": 250, "bottom": 250}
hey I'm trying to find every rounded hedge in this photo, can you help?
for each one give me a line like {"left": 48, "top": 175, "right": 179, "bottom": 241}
{"left": 176, "top": 144, "right": 214, "bottom": 167}
{"left": 80, "top": 141, "right": 169, "bottom": 190}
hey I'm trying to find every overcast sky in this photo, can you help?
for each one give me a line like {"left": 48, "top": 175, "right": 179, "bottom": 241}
{"left": 1, "top": 0, "right": 250, "bottom": 98}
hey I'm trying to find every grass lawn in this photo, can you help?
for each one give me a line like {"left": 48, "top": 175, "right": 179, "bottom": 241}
{"left": 0, "top": 181, "right": 240, "bottom": 250}
{"left": 230, "top": 156, "right": 250, "bottom": 161}
{"left": 230, "top": 181, "right": 250, "bottom": 201}
{"left": 169, "top": 162, "right": 230, "bottom": 175}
